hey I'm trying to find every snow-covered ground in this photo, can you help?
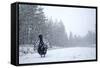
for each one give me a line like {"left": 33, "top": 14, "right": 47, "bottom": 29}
{"left": 19, "top": 47, "right": 96, "bottom": 64}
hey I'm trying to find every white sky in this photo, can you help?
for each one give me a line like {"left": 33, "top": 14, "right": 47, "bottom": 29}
{"left": 41, "top": 6, "right": 96, "bottom": 37}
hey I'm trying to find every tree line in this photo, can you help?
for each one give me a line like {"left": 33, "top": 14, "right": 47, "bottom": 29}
{"left": 19, "top": 5, "right": 96, "bottom": 48}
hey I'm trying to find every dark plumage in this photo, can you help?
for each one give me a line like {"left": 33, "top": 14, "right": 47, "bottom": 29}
{"left": 37, "top": 35, "right": 48, "bottom": 57}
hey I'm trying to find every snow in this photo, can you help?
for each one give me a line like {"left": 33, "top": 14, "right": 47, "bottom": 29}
{"left": 19, "top": 47, "right": 96, "bottom": 64}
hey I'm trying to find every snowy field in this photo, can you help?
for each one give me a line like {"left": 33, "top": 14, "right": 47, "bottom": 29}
{"left": 19, "top": 47, "right": 96, "bottom": 64}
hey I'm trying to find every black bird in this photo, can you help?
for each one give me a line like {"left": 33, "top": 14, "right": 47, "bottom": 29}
{"left": 37, "top": 34, "right": 48, "bottom": 57}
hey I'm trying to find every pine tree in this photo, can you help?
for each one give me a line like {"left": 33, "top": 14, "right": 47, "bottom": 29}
{"left": 19, "top": 5, "right": 47, "bottom": 45}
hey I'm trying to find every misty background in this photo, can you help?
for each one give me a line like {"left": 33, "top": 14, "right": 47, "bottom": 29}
{"left": 19, "top": 4, "right": 96, "bottom": 50}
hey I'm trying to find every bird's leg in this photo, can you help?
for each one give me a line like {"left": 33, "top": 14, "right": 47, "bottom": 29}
{"left": 41, "top": 55, "right": 42, "bottom": 58}
{"left": 43, "top": 54, "right": 45, "bottom": 57}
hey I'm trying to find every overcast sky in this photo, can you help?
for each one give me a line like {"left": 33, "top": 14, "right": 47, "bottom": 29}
{"left": 41, "top": 5, "right": 96, "bottom": 37}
